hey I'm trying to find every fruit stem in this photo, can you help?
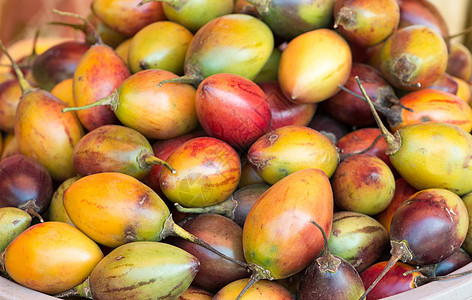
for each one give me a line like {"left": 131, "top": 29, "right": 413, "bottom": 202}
{"left": 51, "top": 9, "right": 102, "bottom": 45}
{"left": 62, "top": 89, "right": 119, "bottom": 113}
{"left": 310, "top": 219, "right": 341, "bottom": 273}
{"left": 337, "top": 84, "right": 405, "bottom": 125}
{"left": 360, "top": 240, "right": 412, "bottom": 300}
{"left": 19, "top": 200, "right": 44, "bottom": 223}
{"left": 158, "top": 75, "right": 199, "bottom": 88}
{"left": 414, "top": 268, "right": 472, "bottom": 287}
{"left": 447, "top": 25, "right": 472, "bottom": 40}
{"left": 0, "top": 40, "right": 33, "bottom": 94}
{"left": 174, "top": 195, "right": 238, "bottom": 219}
{"left": 162, "top": 216, "right": 250, "bottom": 269}
{"left": 137, "top": 0, "right": 185, "bottom": 9}
{"left": 245, "top": 0, "right": 271, "bottom": 13}
{"left": 138, "top": 152, "right": 177, "bottom": 174}
{"left": 355, "top": 76, "right": 401, "bottom": 155}
{"left": 54, "top": 277, "right": 92, "bottom": 299}
{"left": 235, "top": 272, "right": 263, "bottom": 300}
{"left": 339, "top": 134, "right": 383, "bottom": 161}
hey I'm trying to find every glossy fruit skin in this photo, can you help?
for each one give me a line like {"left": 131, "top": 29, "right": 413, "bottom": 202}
{"left": 447, "top": 42, "right": 472, "bottom": 82}
{"left": 248, "top": 125, "right": 339, "bottom": 185}
{"left": 243, "top": 168, "right": 333, "bottom": 279}
{"left": 253, "top": 0, "right": 334, "bottom": 41}
{"left": 328, "top": 211, "right": 389, "bottom": 273}
{"left": 213, "top": 278, "right": 294, "bottom": 300}
{"left": 379, "top": 25, "right": 448, "bottom": 90}
{"left": 298, "top": 254, "right": 365, "bottom": 300}
{"left": 47, "top": 177, "right": 79, "bottom": 226}
{"left": 375, "top": 178, "right": 417, "bottom": 233}
{"left": 92, "top": 0, "right": 166, "bottom": 36}
{"left": 72, "top": 125, "right": 155, "bottom": 179}
{"left": 162, "top": 0, "right": 234, "bottom": 33}
{"left": 360, "top": 261, "right": 422, "bottom": 300}
{"left": 391, "top": 188, "right": 469, "bottom": 265}
{"left": 89, "top": 242, "right": 199, "bottom": 300}
{"left": 433, "top": 247, "right": 472, "bottom": 276}
{"left": 0, "top": 154, "right": 53, "bottom": 214}
{"left": 177, "top": 286, "right": 213, "bottom": 300}
{"left": 15, "top": 90, "right": 84, "bottom": 181}
{"left": 259, "top": 81, "right": 317, "bottom": 130}
{"left": 31, "top": 41, "right": 90, "bottom": 91}
{"left": 0, "top": 207, "right": 31, "bottom": 252}
{"left": 160, "top": 137, "right": 241, "bottom": 208}
{"left": 50, "top": 78, "right": 74, "bottom": 107}
{"left": 0, "top": 79, "right": 22, "bottom": 133}
{"left": 168, "top": 214, "right": 248, "bottom": 291}
{"left": 278, "top": 29, "right": 352, "bottom": 104}
{"left": 322, "top": 63, "right": 396, "bottom": 127}
{"left": 397, "top": 0, "right": 449, "bottom": 41}
{"left": 184, "top": 14, "right": 274, "bottom": 81}
{"left": 239, "top": 160, "right": 266, "bottom": 188}
{"left": 195, "top": 73, "right": 272, "bottom": 149}
{"left": 391, "top": 88, "right": 472, "bottom": 132}
{"left": 4, "top": 221, "right": 103, "bottom": 295}
{"left": 63, "top": 172, "right": 170, "bottom": 248}
{"left": 144, "top": 130, "right": 206, "bottom": 196}
{"left": 0, "top": 132, "right": 21, "bottom": 161}
{"left": 334, "top": 0, "right": 400, "bottom": 47}
{"left": 389, "top": 122, "right": 472, "bottom": 196}
{"left": 335, "top": 128, "right": 392, "bottom": 170}
{"left": 73, "top": 44, "right": 130, "bottom": 131}
{"left": 232, "top": 184, "right": 270, "bottom": 227}
{"left": 115, "top": 69, "right": 199, "bottom": 139}
{"left": 128, "top": 21, "right": 193, "bottom": 74}
{"left": 458, "top": 192, "right": 472, "bottom": 255}
{"left": 333, "top": 154, "right": 396, "bottom": 215}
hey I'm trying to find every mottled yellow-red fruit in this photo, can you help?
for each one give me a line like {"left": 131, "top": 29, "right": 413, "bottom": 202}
{"left": 92, "top": 0, "right": 166, "bottom": 36}
{"left": 391, "top": 88, "right": 472, "bottom": 132}
{"left": 4, "top": 222, "right": 103, "bottom": 294}
{"left": 115, "top": 69, "right": 199, "bottom": 139}
{"left": 63, "top": 172, "right": 170, "bottom": 247}
{"left": 160, "top": 137, "right": 241, "bottom": 208}
{"left": 379, "top": 25, "right": 448, "bottom": 90}
{"left": 243, "top": 168, "right": 333, "bottom": 279}
{"left": 15, "top": 90, "right": 84, "bottom": 181}
{"left": 213, "top": 278, "right": 294, "bottom": 299}
{"left": 389, "top": 122, "right": 472, "bottom": 196}
{"left": 128, "top": 21, "right": 193, "bottom": 74}
{"left": 332, "top": 154, "right": 396, "bottom": 215}
{"left": 0, "top": 79, "right": 22, "bottom": 133}
{"left": 50, "top": 78, "right": 74, "bottom": 107}
{"left": 73, "top": 44, "right": 130, "bottom": 131}
{"left": 278, "top": 29, "right": 352, "bottom": 104}
{"left": 248, "top": 125, "right": 339, "bottom": 184}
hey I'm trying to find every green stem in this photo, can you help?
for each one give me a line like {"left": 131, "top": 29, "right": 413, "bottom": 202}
{"left": 355, "top": 76, "right": 401, "bottom": 155}
{"left": 54, "top": 277, "right": 92, "bottom": 299}
{"left": 162, "top": 216, "right": 249, "bottom": 269}
{"left": 139, "top": 152, "right": 176, "bottom": 174}
{"left": 51, "top": 9, "right": 102, "bottom": 45}
{"left": 174, "top": 196, "right": 238, "bottom": 219}
{"left": 0, "top": 41, "right": 33, "bottom": 94}
{"left": 158, "top": 75, "right": 199, "bottom": 88}
{"left": 62, "top": 89, "right": 118, "bottom": 113}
